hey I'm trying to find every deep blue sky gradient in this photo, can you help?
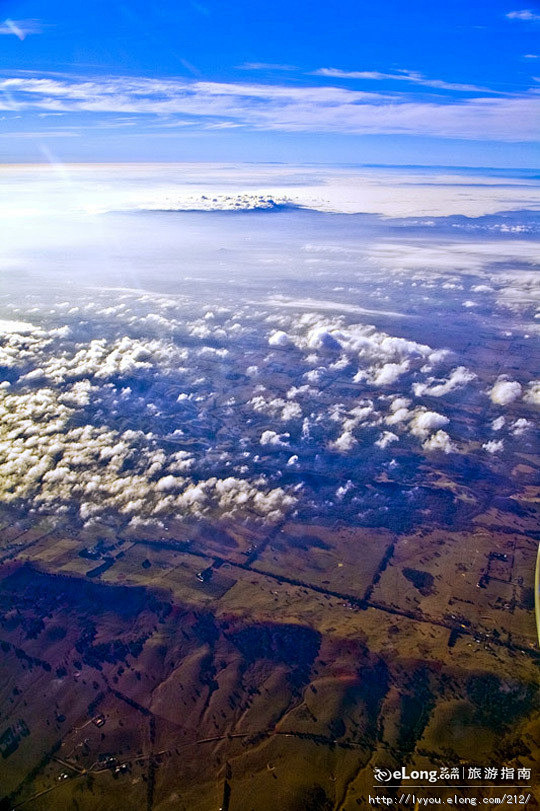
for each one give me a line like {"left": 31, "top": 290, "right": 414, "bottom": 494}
{"left": 0, "top": 0, "right": 539, "bottom": 164}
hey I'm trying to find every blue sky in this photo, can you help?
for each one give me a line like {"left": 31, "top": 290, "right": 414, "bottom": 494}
{"left": 0, "top": 0, "right": 539, "bottom": 165}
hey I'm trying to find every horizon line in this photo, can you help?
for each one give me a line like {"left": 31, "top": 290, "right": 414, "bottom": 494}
{"left": 0, "top": 160, "right": 539, "bottom": 172}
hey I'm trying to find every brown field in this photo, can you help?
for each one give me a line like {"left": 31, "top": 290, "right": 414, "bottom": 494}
{"left": 0, "top": 497, "right": 538, "bottom": 811}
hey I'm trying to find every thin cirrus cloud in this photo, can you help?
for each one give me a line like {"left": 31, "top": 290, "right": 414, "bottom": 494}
{"left": 0, "top": 19, "right": 43, "bottom": 39}
{"left": 239, "top": 63, "right": 298, "bottom": 71}
{"left": 506, "top": 9, "right": 540, "bottom": 20}
{"left": 312, "top": 67, "right": 495, "bottom": 93}
{"left": 0, "top": 74, "right": 539, "bottom": 142}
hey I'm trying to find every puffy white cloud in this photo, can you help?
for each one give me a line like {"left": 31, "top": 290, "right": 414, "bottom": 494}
{"left": 304, "top": 368, "right": 323, "bottom": 384}
{"left": 489, "top": 377, "right": 522, "bottom": 406}
{"left": 0, "top": 374, "right": 297, "bottom": 525}
{"left": 307, "top": 327, "right": 342, "bottom": 350}
{"left": 260, "top": 430, "right": 290, "bottom": 447}
{"left": 423, "top": 430, "right": 455, "bottom": 453}
{"left": 347, "top": 404, "right": 375, "bottom": 425}
{"left": 326, "top": 400, "right": 376, "bottom": 450}
{"left": 156, "top": 475, "right": 182, "bottom": 491}
{"left": 58, "top": 379, "right": 95, "bottom": 407}
{"left": 249, "top": 394, "right": 301, "bottom": 421}
{"left": 268, "top": 330, "right": 292, "bottom": 347}
{"left": 386, "top": 407, "right": 411, "bottom": 425}
{"left": 366, "top": 241, "right": 540, "bottom": 315}
{"left": 389, "top": 396, "right": 411, "bottom": 412}
{"left": 281, "top": 401, "right": 302, "bottom": 421}
{"left": 4, "top": 330, "right": 188, "bottom": 387}
{"left": 335, "top": 480, "right": 354, "bottom": 499}
{"left": 379, "top": 336, "right": 431, "bottom": 358}
{"left": 371, "top": 361, "right": 410, "bottom": 386}
{"left": 409, "top": 409, "right": 450, "bottom": 439}
{"left": 524, "top": 380, "right": 540, "bottom": 405}
{"left": 491, "top": 416, "right": 506, "bottom": 431}
{"left": 511, "top": 418, "right": 533, "bottom": 436}
{"left": 269, "top": 315, "right": 447, "bottom": 411}
{"left": 483, "top": 439, "right": 504, "bottom": 454}
{"left": 507, "top": 10, "right": 540, "bottom": 21}
{"left": 493, "top": 269, "right": 540, "bottom": 313}
{"left": 145, "top": 193, "right": 290, "bottom": 212}
{"left": 329, "top": 430, "right": 357, "bottom": 453}
{"left": 2, "top": 263, "right": 537, "bottom": 534}
{"left": 375, "top": 431, "right": 399, "bottom": 449}
{"left": 198, "top": 346, "right": 229, "bottom": 359}
{"left": 413, "top": 366, "right": 476, "bottom": 398}
{"left": 0, "top": 319, "right": 37, "bottom": 334}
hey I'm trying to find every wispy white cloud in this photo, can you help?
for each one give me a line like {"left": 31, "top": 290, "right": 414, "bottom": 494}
{"left": 0, "top": 130, "right": 80, "bottom": 138}
{"left": 0, "top": 18, "right": 43, "bottom": 39}
{"left": 204, "top": 120, "right": 242, "bottom": 129}
{"left": 0, "top": 74, "right": 538, "bottom": 141}
{"left": 312, "top": 67, "right": 495, "bottom": 93}
{"left": 239, "top": 62, "right": 298, "bottom": 71}
{"left": 507, "top": 9, "right": 540, "bottom": 20}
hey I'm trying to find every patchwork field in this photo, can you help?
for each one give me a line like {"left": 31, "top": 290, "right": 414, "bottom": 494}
{"left": 0, "top": 497, "right": 538, "bottom": 811}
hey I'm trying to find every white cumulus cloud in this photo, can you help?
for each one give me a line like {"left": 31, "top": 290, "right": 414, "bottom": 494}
{"left": 489, "top": 377, "right": 522, "bottom": 405}
{"left": 423, "top": 430, "right": 455, "bottom": 453}
{"left": 483, "top": 439, "right": 504, "bottom": 454}
{"left": 506, "top": 10, "right": 540, "bottom": 21}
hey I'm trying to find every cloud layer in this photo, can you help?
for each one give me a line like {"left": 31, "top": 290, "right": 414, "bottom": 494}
{"left": 1, "top": 74, "right": 539, "bottom": 141}
{"left": 0, "top": 272, "right": 536, "bottom": 532}
{"left": 0, "top": 177, "right": 537, "bottom": 533}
